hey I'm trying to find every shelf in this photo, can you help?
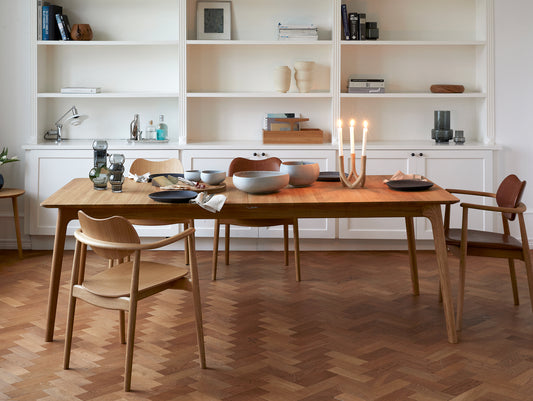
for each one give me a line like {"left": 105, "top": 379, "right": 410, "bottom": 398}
{"left": 340, "top": 92, "right": 486, "bottom": 99}
{"left": 187, "top": 92, "right": 332, "bottom": 98}
{"left": 38, "top": 92, "right": 179, "bottom": 98}
{"left": 340, "top": 40, "right": 485, "bottom": 46}
{"left": 187, "top": 40, "right": 333, "bottom": 46}
{"left": 37, "top": 40, "right": 179, "bottom": 46}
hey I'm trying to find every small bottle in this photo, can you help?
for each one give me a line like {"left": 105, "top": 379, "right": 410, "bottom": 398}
{"left": 145, "top": 120, "right": 156, "bottom": 140}
{"left": 156, "top": 114, "right": 168, "bottom": 140}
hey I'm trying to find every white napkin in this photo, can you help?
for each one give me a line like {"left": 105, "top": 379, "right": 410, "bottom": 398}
{"left": 384, "top": 170, "right": 427, "bottom": 183}
{"left": 191, "top": 192, "right": 226, "bottom": 213}
{"left": 127, "top": 172, "right": 150, "bottom": 182}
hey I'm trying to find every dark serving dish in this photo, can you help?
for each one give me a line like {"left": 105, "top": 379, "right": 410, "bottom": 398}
{"left": 317, "top": 171, "right": 348, "bottom": 182}
{"left": 385, "top": 179, "right": 434, "bottom": 192}
{"left": 148, "top": 190, "right": 197, "bottom": 203}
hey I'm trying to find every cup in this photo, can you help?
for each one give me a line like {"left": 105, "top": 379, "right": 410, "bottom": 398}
{"left": 185, "top": 169, "right": 201, "bottom": 182}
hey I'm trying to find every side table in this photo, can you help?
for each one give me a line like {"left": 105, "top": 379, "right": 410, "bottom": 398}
{"left": 0, "top": 188, "right": 25, "bottom": 258}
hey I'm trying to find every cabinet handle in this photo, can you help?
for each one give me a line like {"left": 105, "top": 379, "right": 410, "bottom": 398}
{"left": 261, "top": 152, "right": 266, "bottom": 157}
{"left": 411, "top": 153, "right": 415, "bottom": 157}
{"left": 253, "top": 152, "right": 258, "bottom": 157}
{"left": 419, "top": 153, "right": 424, "bottom": 157}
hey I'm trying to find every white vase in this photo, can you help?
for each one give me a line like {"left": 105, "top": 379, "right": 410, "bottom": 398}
{"left": 273, "top": 66, "right": 291, "bottom": 93}
{"left": 294, "top": 61, "right": 315, "bottom": 93}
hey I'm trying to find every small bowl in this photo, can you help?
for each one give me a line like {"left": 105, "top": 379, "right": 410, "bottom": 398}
{"left": 233, "top": 171, "right": 289, "bottom": 194}
{"left": 280, "top": 161, "right": 320, "bottom": 187}
{"left": 184, "top": 169, "right": 201, "bottom": 182}
{"left": 201, "top": 170, "right": 226, "bottom": 185}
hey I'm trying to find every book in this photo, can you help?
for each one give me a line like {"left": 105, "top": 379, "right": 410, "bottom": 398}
{"left": 277, "top": 23, "right": 317, "bottom": 30}
{"left": 37, "top": 1, "right": 50, "bottom": 40}
{"left": 349, "top": 13, "right": 359, "bottom": 40}
{"left": 358, "top": 13, "right": 366, "bottom": 40}
{"left": 348, "top": 87, "right": 385, "bottom": 94}
{"left": 42, "top": 4, "right": 62, "bottom": 40}
{"left": 60, "top": 14, "right": 71, "bottom": 40}
{"left": 263, "top": 113, "right": 299, "bottom": 130}
{"left": 60, "top": 87, "right": 102, "bottom": 94}
{"left": 348, "top": 79, "right": 385, "bottom": 88}
{"left": 341, "top": 4, "right": 350, "bottom": 40}
{"left": 55, "top": 14, "right": 68, "bottom": 40}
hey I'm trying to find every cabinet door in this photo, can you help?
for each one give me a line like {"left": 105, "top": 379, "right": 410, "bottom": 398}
{"left": 181, "top": 148, "right": 336, "bottom": 239}
{"left": 414, "top": 150, "right": 493, "bottom": 240}
{"left": 338, "top": 150, "right": 412, "bottom": 239}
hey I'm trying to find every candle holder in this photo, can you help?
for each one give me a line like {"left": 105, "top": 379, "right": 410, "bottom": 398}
{"left": 338, "top": 153, "right": 366, "bottom": 188}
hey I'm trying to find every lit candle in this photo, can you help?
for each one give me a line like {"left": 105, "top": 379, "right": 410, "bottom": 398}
{"left": 337, "top": 119, "right": 343, "bottom": 156}
{"left": 349, "top": 119, "right": 355, "bottom": 154}
{"left": 362, "top": 120, "right": 368, "bottom": 157}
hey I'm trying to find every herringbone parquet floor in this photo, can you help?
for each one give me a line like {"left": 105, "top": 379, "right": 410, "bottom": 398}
{"left": 2, "top": 248, "right": 533, "bottom": 400}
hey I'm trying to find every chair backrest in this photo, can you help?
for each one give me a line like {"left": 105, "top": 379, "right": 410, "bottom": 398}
{"left": 228, "top": 157, "right": 282, "bottom": 177}
{"left": 78, "top": 211, "right": 140, "bottom": 260}
{"left": 129, "top": 158, "right": 184, "bottom": 175}
{"left": 496, "top": 174, "right": 526, "bottom": 221}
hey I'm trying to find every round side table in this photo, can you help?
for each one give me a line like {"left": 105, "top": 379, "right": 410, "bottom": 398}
{"left": 0, "top": 188, "right": 25, "bottom": 258}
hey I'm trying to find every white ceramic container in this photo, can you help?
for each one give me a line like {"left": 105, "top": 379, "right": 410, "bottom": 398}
{"left": 233, "top": 171, "right": 289, "bottom": 194}
{"left": 294, "top": 61, "right": 315, "bottom": 93}
{"left": 201, "top": 170, "right": 226, "bottom": 185}
{"left": 280, "top": 161, "right": 320, "bottom": 187}
{"left": 273, "top": 66, "right": 291, "bottom": 93}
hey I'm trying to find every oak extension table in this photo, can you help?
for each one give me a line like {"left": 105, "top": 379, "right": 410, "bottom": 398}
{"left": 41, "top": 175, "right": 460, "bottom": 343}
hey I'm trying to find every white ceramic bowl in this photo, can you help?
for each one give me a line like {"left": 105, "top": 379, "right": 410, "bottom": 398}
{"left": 280, "top": 161, "right": 320, "bottom": 187}
{"left": 233, "top": 171, "right": 289, "bottom": 194}
{"left": 201, "top": 170, "right": 226, "bottom": 185}
{"left": 184, "top": 169, "right": 201, "bottom": 182}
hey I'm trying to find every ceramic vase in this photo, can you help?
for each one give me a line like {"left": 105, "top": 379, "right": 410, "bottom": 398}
{"left": 294, "top": 61, "right": 315, "bottom": 93}
{"left": 273, "top": 66, "right": 291, "bottom": 93}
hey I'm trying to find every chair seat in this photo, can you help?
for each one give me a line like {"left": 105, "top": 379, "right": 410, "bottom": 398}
{"left": 83, "top": 261, "right": 189, "bottom": 298}
{"left": 446, "top": 228, "right": 523, "bottom": 250}
{"left": 219, "top": 218, "right": 293, "bottom": 228}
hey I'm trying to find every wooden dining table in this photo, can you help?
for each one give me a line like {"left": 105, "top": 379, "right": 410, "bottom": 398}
{"left": 41, "top": 175, "right": 460, "bottom": 343}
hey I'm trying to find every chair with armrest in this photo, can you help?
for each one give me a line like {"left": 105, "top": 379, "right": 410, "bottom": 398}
{"left": 444, "top": 174, "right": 533, "bottom": 330}
{"left": 212, "top": 157, "right": 301, "bottom": 281}
{"left": 63, "top": 211, "right": 206, "bottom": 392}
{"left": 128, "top": 158, "right": 193, "bottom": 265}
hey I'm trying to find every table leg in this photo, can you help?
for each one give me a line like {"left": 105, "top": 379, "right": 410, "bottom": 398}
{"left": 45, "top": 209, "right": 72, "bottom": 342}
{"left": 423, "top": 205, "right": 457, "bottom": 343}
{"left": 405, "top": 217, "right": 419, "bottom": 296}
{"left": 11, "top": 196, "right": 23, "bottom": 259}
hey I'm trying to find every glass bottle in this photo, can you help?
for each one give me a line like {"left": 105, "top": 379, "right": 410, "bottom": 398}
{"left": 156, "top": 114, "right": 168, "bottom": 140}
{"left": 145, "top": 120, "right": 156, "bottom": 140}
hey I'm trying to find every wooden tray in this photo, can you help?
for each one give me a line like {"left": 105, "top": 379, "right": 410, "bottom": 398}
{"left": 263, "top": 128, "right": 323, "bottom": 144}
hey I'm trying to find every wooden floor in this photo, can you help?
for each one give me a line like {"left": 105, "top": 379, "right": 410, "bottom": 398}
{"left": 1, "top": 248, "right": 533, "bottom": 400}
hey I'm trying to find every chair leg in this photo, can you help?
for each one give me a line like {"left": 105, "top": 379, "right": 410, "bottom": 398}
{"left": 64, "top": 241, "right": 83, "bottom": 370}
{"left": 283, "top": 224, "right": 289, "bottom": 266}
{"left": 184, "top": 222, "right": 190, "bottom": 265}
{"left": 119, "top": 311, "right": 126, "bottom": 344}
{"left": 456, "top": 255, "right": 467, "bottom": 331}
{"left": 212, "top": 220, "right": 220, "bottom": 280}
{"left": 188, "top": 233, "right": 207, "bottom": 369}
{"left": 508, "top": 259, "right": 520, "bottom": 305}
{"left": 225, "top": 224, "right": 230, "bottom": 265}
{"left": 405, "top": 217, "right": 420, "bottom": 296}
{"left": 124, "top": 302, "right": 137, "bottom": 392}
{"left": 293, "top": 219, "right": 301, "bottom": 282}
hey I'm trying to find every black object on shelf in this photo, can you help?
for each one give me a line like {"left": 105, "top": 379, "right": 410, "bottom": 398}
{"left": 366, "top": 22, "right": 379, "bottom": 40}
{"left": 358, "top": 13, "right": 366, "bottom": 40}
{"left": 431, "top": 110, "right": 453, "bottom": 143}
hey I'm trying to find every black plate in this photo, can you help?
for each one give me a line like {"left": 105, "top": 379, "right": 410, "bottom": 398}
{"left": 317, "top": 171, "right": 348, "bottom": 182}
{"left": 386, "top": 179, "right": 434, "bottom": 192}
{"left": 149, "top": 190, "right": 197, "bottom": 203}
{"left": 149, "top": 173, "right": 184, "bottom": 185}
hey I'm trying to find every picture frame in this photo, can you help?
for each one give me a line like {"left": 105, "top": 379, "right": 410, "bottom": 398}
{"left": 197, "top": 1, "right": 231, "bottom": 40}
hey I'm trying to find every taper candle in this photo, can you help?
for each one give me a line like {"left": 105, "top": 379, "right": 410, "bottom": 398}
{"left": 362, "top": 120, "right": 368, "bottom": 156}
{"left": 337, "top": 119, "right": 343, "bottom": 156}
{"left": 349, "top": 119, "right": 355, "bottom": 154}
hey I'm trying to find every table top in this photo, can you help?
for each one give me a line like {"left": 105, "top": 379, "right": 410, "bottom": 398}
{"left": 41, "top": 176, "right": 458, "bottom": 220}
{"left": 0, "top": 188, "right": 25, "bottom": 198}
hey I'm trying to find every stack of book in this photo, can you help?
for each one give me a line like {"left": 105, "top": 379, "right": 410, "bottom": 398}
{"left": 277, "top": 24, "right": 318, "bottom": 41}
{"left": 38, "top": 1, "right": 71, "bottom": 40}
{"left": 60, "top": 87, "right": 102, "bottom": 94}
{"left": 347, "top": 78, "right": 385, "bottom": 94}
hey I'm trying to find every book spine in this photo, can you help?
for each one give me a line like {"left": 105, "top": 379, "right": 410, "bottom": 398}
{"left": 358, "top": 13, "right": 366, "bottom": 40}
{"left": 341, "top": 4, "right": 350, "bottom": 40}
{"left": 61, "top": 15, "right": 71, "bottom": 40}
{"left": 56, "top": 14, "right": 68, "bottom": 40}
{"left": 37, "top": 0, "right": 42, "bottom": 40}
{"left": 349, "top": 13, "right": 359, "bottom": 40}
{"left": 42, "top": 6, "right": 49, "bottom": 40}
{"left": 48, "top": 5, "right": 63, "bottom": 40}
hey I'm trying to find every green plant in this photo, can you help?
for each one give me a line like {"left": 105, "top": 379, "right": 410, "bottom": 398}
{"left": 0, "top": 147, "right": 18, "bottom": 166}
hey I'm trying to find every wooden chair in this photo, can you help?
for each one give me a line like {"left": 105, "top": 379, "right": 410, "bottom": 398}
{"left": 212, "top": 157, "right": 301, "bottom": 281}
{"left": 63, "top": 211, "right": 206, "bottom": 392}
{"left": 444, "top": 174, "right": 533, "bottom": 330}
{"left": 128, "top": 158, "right": 193, "bottom": 265}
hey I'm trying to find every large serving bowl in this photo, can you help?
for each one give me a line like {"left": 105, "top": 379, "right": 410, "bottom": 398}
{"left": 280, "top": 161, "right": 320, "bottom": 187}
{"left": 233, "top": 171, "right": 289, "bottom": 194}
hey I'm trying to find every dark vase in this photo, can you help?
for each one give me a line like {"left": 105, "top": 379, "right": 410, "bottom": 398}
{"left": 0, "top": 173, "right": 3, "bottom": 190}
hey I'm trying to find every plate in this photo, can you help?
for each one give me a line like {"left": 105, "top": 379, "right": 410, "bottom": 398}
{"left": 386, "top": 180, "right": 434, "bottom": 192}
{"left": 148, "top": 173, "right": 184, "bottom": 183}
{"left": 317, "top": 171, "right": 348, "bottom": 182}
{"left": 148, "top": 190, "right": 197, "bottom": 203}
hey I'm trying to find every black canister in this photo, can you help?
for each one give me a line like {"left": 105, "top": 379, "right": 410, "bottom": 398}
{"left": 366, "top": 22, "right": 379, "bottom": 40}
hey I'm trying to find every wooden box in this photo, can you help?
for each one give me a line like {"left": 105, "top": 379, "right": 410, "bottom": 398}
{"left": 262, "top": 128, "right": 323, "bottom": 144}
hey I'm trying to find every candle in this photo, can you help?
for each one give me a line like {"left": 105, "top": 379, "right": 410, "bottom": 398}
{"left": 349, "top": 119, "right": 355, "bottom": 154}
{"left": 337, "top": 119, "right": 343, "bottom": 156}
{"left": 362, "top": 120, "right": 368, "bottom": 157}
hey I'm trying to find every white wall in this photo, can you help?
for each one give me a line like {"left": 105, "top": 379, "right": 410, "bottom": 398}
{"left": 1, "top": 1, "right": 532, "bottom": 248}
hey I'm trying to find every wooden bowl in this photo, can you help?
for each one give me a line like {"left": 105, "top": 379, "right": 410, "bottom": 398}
{"left": 71, "top": 24, "right": 93, "bottom": 41}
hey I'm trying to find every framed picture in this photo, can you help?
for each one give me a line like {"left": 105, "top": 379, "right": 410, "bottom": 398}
{"left": 197, "top": 2, "right": 231, "bottom": 40}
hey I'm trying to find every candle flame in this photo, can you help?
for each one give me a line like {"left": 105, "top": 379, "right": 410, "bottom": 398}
{"left": 337, "top": 119, "right": 343, "bottom": 128}
{"left": 363, "top": 120, "right": 368, "bottom": 128}
{"left": 350, "top": 119, "right": 355, "bottom": 127}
